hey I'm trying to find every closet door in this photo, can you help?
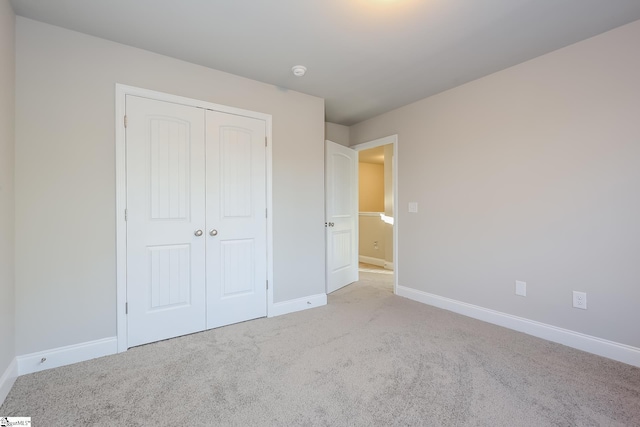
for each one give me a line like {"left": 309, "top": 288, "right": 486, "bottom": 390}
{"left": 126, "top": 95, "right": 206, "bottom": 347}
{"left": 205, "top": 111, "right": 267, "bottom": 328}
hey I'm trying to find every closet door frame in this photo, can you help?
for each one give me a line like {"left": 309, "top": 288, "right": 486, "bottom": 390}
{"left": 115, "top": 84, "right": 273, "bottom": 352}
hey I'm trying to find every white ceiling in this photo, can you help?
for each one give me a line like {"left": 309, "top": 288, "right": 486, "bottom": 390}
{"left": 10, "top": 0, "right": 640, "bottom": 125}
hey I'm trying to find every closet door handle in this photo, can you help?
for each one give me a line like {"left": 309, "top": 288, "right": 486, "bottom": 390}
{"left": 194, "top": 229, "right": 203, "bottom": 237}
{"left": 209, "top": 229, "right": 218, "bottom": 237}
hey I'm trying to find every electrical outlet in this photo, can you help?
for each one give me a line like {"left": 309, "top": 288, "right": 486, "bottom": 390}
{"left": 573, "top": 291, "right": 587, "bottom": 310}
{"left": 515, "top": 280, "right": 526, "bottom": 297}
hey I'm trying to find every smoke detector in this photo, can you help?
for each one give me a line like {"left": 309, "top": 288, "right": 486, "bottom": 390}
{"left": 291, "top": 65, "right": 307, "bottom": 77}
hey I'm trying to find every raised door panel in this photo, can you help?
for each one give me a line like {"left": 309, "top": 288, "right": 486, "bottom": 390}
{"left": 331, "top": 229, "right": 353, "bottom": 272}
{"left": 149, "top": 118, "right": 190, "bottom": 220}
{"left": 221, "top": 128, "right": 253, "bottom": 218}
{"left": 331, "top": 154, "right": 353, "bottom": 217}
{"left": 221, "top": 239, "right": 255, "bottom": 296}
{"left": 148, "top": 244, "right": 191, "bottom": 308}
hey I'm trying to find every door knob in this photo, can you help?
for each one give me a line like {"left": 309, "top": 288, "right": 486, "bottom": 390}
{"left": 194, "top": 229, "right": 203, "bottom": 237}
{"left": 209, "top": 229, "right": 218, "bottom": 236}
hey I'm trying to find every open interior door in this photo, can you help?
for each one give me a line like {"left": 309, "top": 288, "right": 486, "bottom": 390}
{"left": 325, "top": 140, "right": 358, "bottom": 293}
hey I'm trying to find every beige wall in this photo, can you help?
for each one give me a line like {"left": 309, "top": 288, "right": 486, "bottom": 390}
{"left": 359, "top": 162, "right": 384, "bottom": 212}
{"left": 0, "top": 0, "right": 15, "bottom": 375}
{"left": 359, "top": 215, "right": 385, "bottom": 260}
{"left": 325, "top": 122, "right": 350, "bottom": 147}
{"left": 351, "top": 20, "right": 640, "bottom": 348}
{"left": 383, "top": 144, "right": 394, "bottom": 265}
{"left": 15, "top": 18, "right": 325, "bottom": 355}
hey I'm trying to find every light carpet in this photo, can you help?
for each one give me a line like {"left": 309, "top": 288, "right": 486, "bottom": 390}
{"left": 2, "top": 272, "right": 639, "bottom": 426}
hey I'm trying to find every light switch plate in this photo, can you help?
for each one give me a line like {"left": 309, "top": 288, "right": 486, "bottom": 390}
{"left": 408, "top": 202, "right": 418, "bottom": 213}
{"left": 515, "top": 280, "right": 526, "bottom": 297}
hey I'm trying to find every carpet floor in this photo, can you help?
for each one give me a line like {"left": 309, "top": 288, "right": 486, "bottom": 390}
{"left": 2, "top": 272, "right": 639, "bottom": 426}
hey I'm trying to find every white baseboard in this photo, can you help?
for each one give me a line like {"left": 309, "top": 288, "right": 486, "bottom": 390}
{"left": 397, "top": 285, "right": 640, "bottom": 367}
{"left": 268, "top": 293, "right": 327, "bottom": 317}
{"left": 17, "top": 337, "right": 118, "bottom": 376}
{"left": 0, "top": 358, "right": 18, "bottom": 406}
{"left": 359, "top": 256, "right": 394, "bottom": 271}
{"left": 359, "top": 256, "right": 385, "bottom": 267}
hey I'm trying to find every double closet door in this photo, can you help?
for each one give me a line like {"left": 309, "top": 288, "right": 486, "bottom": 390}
{"left": 125, "top": 95, "right": 267, "bottom": 347}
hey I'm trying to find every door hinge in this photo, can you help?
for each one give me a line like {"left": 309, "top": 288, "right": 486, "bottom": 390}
{"left": 265, "top": 208, "right": 268, "bottom": 219}
{"left": 266, "top": 280, "right": 269, "bottom": 290}
{"left": 265, "top": 136, "right": 267, "bottom": 147}
{"left": 125, "top": 302, "right": 128, "bottom": 314}
{"left": 124, "top": 115, "right": 128, "bottom": 128}
{"left": 124, "top": 209, "right": 128, "bottom": 221}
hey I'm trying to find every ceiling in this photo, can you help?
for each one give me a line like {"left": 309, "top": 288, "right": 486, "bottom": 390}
{"left": 359, "top": 146, "right": 385, "bottom": 165}
{"left": 10, "top": 0, "right": 640, "bottom": 125}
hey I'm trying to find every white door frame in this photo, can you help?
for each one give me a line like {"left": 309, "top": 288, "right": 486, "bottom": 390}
{"left": 115, "top": 84, "right": 273, "bottom": 352}
{"left": 352, "top": 135, "right": 398, "bottom": 294}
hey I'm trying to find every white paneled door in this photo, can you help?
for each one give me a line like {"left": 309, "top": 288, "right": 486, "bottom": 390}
{"left": 205, "top": 111, "right": 267, "bottom": 329}
{"left": 325, "top": 140, "right": 358, "bottom": 293}
{"left": 126, "top": 95, "right": 267, "bottom": 347}
{"left": 126, "top": 96, "right": 207, "bottom": 347}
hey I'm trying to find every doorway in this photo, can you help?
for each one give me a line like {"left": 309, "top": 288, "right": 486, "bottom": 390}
{"left": 354, "top": 136, "right": 397, "bottom": 293}
{"left": 324, "top": 135, "right": 398, "bottom": 295}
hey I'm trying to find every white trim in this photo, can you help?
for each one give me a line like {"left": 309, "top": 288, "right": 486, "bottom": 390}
{"left": 397, "top": 286, "right": 640, "bottom": 367}
{"left": 352, "top": 135, "right": 399, "bottom": 295}
{"left": 17, "top": 337, "right": 118, "bottom": 376}
{"left": 359, "top": 255, "right": 385, "bottom": 267}
{"left": 115, "top": 85, "right": 272, "bottom": 121}
{"left": 359, "top": 212, "right": 383, "bottom": 216}
{"left": 353, "top": 135, "right": 397, "bottom": 151}
{"left": 115, "top": 85, "right": 127, "bottom": 352}
{"left": 268, "top": 293, "right": 327, "bottom": 317}
{"left": 0, "top": 358, "right": 18, "bottom": 406}
{"left": 265, "top": 118, "right": 274, "bottom": 319}
{"left": 115, "top": 84, "right": 273, "bottom": 352}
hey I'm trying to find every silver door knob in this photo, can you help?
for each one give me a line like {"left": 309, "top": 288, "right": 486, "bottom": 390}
{"left": 194, "top": 229, "right": 203, "bottom": 237}
{"left": 209, "top": 229, "right": 218, "bottom": 236}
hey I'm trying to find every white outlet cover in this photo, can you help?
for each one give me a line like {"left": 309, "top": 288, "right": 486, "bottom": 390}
{"left": 573, "top": 291, "right": 587, "bottom": 310}
{"left": 408, "top": 202, "right": 418, "bottom": 213}
{"left": 515, "top": 280, "right": 526, "bottom": 297}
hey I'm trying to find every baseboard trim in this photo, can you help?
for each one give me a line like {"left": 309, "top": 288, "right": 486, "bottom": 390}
{"left": 397, "top": 285, "right": 640, "bottom": 367}
{"left": 268, "top": 293, "right": 327, "bottom": 317}
{"left": 384, "top": 261, "right": 394, "bottom": 271}
{"left": 0, "top": 358, "right": 18, "bottom": 406}
{"left": 359, "top": 256, "right": 385, "bottom": 267}
{"left": 17, "top": 337, "right": 118, "bottom": 376}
